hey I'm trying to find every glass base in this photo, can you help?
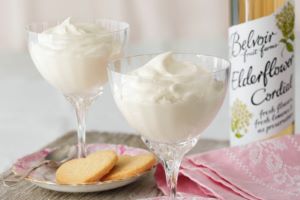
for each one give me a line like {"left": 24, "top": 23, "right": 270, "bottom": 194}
{"left": 141, "top": 137, "right": 199, "bottom": 199}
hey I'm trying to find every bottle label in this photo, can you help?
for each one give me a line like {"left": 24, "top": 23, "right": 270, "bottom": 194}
{"left": 229, "top": 1, "right": 295, "bottom": 145}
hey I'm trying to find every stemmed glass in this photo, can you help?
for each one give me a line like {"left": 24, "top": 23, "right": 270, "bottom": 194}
{"left": 27, "top": 19, "right": 129, "bottom": 158}
{"left": 108, "top": 53, "right": 230, "bottom": 199}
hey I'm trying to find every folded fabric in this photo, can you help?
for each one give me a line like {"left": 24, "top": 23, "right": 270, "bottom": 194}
{"left": 155, "top": 134, "right": 300, "bottom": 200}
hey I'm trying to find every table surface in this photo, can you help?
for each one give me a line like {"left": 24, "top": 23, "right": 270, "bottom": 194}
{"left": 0, "top": 131, "right": 228, "bottom": 200}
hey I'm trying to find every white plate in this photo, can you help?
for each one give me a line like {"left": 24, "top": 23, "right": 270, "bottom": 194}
{"left": 13, "top": 143, "right": 155, "bottom": 193}
{"left": 26, "top": 170, "right": 152, "bottom": 193}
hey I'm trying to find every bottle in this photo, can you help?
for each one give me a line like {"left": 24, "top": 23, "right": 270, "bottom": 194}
{"left": 229, "top": 0, "right": 295, "bottom": 146}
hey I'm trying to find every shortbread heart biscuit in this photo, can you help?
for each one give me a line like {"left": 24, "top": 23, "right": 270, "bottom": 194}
{"left": 102, "top": 154, "right": 156, "bottom": 181}
{"left": 56, "top": 150, "right": 117, "bottom": 184}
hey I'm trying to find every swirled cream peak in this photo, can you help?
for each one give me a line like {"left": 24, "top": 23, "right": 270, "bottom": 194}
{"left": 43, "top": 17, "right": 106, "bottom": 36}
{"left": 121, "top": 52, "right": 214, "bottom": 103}
{"left": 115, "top": 52, "right": 226, "bottom": 143}
{"left": 131, "top": 52, "right": 198, "bottom": 77}
{"left": 37, "top": 18, "right": 113, "bottom": 56}
{"left": 30, "top": 18, "right": 121, "bottom": 95}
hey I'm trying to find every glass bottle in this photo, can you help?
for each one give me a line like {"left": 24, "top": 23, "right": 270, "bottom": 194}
{"left": 229, "top": 0, "right": 295, "bottom": 146}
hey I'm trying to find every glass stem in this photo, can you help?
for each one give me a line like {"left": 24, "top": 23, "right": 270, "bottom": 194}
{"left": 142, "top": 137, "right": 197, "bottom": 200}
{"left": 162, "top": 155, "right": 183, "bottom": 199}
{"left": 73, "top": 97, "right": 90, "bottom": 158}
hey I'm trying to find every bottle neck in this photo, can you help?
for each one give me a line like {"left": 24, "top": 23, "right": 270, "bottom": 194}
{"left": 230, "top": 0, "right": 287, "bottom": 25}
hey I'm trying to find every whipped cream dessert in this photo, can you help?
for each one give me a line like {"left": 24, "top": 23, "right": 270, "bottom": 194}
{"left": 114, "top": 52, "right": 226, "bottom": 143}
{"left": 29, "top": 18, "right": 121, "bottom": 95}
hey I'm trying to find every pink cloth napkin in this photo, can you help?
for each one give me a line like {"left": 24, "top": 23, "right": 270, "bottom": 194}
{"left": 155, "top": 134, "right": 300, "bottom": 200}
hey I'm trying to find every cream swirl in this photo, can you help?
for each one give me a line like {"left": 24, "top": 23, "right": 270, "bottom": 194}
{"left": 37, "top": 17, "right": 113, "bottom": 56}
{"left": 115, "top": 52, "right": 226, "bottom": 143}
{"left": 29, "top": 18, "right": 120, "bottom": 95}
{"left": 120, "top": 52, "right": 217, "bottom": 103}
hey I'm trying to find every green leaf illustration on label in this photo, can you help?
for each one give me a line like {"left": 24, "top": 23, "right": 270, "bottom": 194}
{"left": 231, "top": 99, "right": 252, "bottom": 139}
{"left": 276, "top": 2, "right": 295, "bottom": 52}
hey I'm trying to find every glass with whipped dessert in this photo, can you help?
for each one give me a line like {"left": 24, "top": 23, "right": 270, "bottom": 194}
{"left": 108, "top": 52, "right": 230, "bottom": 199}
{"left": 27, "top": 18, "right": 129, "bottom": 158}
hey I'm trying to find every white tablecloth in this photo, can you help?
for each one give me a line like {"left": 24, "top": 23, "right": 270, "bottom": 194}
{"left": 0, "top": 40, "right": 299, "bottom": 172}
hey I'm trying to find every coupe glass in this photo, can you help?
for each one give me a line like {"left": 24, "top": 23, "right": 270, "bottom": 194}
{"left": 108, "top": 53, "right": 230, "bottom": 199}
{"left": 27, "top": 19, "right": 129, "bottom": 158}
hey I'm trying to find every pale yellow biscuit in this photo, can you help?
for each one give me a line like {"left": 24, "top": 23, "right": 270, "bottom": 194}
{"left": 56, "top": 150, "right": 118, "bottom": 184}
{"left": 102, "top": 154, "right": 156, "bottom": 181}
